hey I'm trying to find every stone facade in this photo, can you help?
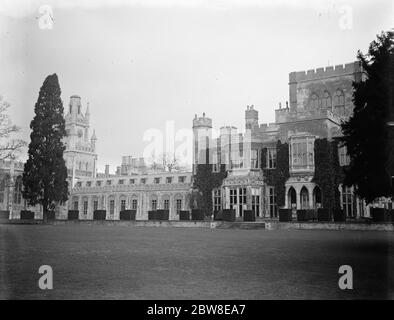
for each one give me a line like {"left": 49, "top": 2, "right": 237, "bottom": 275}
{"left": 194, "top": 61, "right": 391, "bottom": 219}
{"left": 69, "top": 170, "right": 192, "bottom": 220}
{"left": 2, "top": 62, "right": 392, "bottom": 221}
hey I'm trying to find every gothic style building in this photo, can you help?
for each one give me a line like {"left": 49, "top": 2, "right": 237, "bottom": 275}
{"left": 1, "top": 61, "right": 392, "bottom": 220}
{"left": 193, "top": 61, "right": 391, "bottom": 219}
{"left": 0, "top": 95, "right": 98, "bottom": 219}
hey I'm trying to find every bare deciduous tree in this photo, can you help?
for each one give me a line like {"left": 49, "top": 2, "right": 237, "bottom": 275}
{"left": 0, "top": 96, "right": 26, "bottom": 160}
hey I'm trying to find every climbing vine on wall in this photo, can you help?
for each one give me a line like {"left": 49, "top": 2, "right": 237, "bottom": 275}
{"left": 261, "top": 140, "right": 290, "bottom": 207}
{"left": 192, "top": 164, "right": 227, "bottom": 216}
{"left": 312, "top": 138, "right": 345, "bottom": 214}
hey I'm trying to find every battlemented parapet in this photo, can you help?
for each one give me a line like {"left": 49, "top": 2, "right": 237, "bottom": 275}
{"left": 289, "top": 61, "right": 362, "bottom": 84}
{"left": 288, "top": 61, "right": 362, "bottom": 118}
{"left": 193, "top": 113, "right": 212, "bottom": 128}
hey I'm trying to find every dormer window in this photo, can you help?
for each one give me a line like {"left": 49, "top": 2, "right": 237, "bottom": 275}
{"left": 166, "top": 177, "right": 172, "bottom": 184}
{"left": 154, "top": 178, "right": 161, "bottom": 184}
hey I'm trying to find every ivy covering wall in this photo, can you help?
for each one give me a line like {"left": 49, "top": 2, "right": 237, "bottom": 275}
{"left": 312, "top": 138, "right": 344, "bottom": 214}
{"left": 261, "top": 141, "right": 290, "bottom": 207}
{"left": 192, "top": 164, "right": 227, "bottom": 216}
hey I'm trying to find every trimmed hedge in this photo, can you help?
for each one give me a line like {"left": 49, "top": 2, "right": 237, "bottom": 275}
{"left": 68, "top": 210, "right": 79, "bottom": 220}
{"left": 148, "top": 210, "right": 157, "bottom": 220}
{"left": 370, "top": 208, "right": 390, "bottom": 222}
{"left": 0, "top": 210, "right": 10, "bottom": 219}
{"left": 191, "top": 209, "right": 204, "bottom": 221}
{"left": 306, "top": 209, "right": 317, "bottom": 221}
{"left": 333, "top": 209, "right": 346, "bottom": 222}
{"left": 119, "top": 210, "right": 136, "bottom": 221}
{"left": 157, "top": 209, "right": 169, "bottom": 221}
{"left": 179, "top": 210, "right": 190, "bottom": 221}
{"left": 213, "top": 211, "right": 223, "bottom": 221}
{"left": 222, "top": 209, "right": 236, "bottom": 222}
{"left": 279, "top": 209, "right": 292, "bottom": 222}
{"left": 317, "top": 208, "right": 330, "bottom": 222}
{"left": 20, "top": 210, "right": 35, "bottom": 220}
{"left": 243, "top": 210, "right": 256, "bottom": 222}
{"left": 93, "top": 210, "right": 106, "bottom": 220}
{"left": 296, "top": 210, "right": 308, "bottom": 222}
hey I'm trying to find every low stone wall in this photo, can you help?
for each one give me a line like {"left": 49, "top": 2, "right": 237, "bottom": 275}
{"left": 265, "top": 221, "right": 394, "bottom": 232}
{"left": 3, "top": 219, "right": 394, "bottom": 231}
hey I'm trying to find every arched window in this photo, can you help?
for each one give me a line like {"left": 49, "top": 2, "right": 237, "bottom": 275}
{"left": 131, "top": 194, "right": 138, "bottom": 211}
{"left": 310, "top": 93, "right": 319, "bottom": 109}
{"left": 322, "top": 91, "right": 332, "bottom": 109}
{"left": 300, "top": 187, "right": 309, "bottom": 209}
{"left": 175, "top": 194, "right": 183, "bottom": 214}
{"left": 288, "top": 187, "right": 296, "bottom": 209}
{"left": 13, "top": 176, "right": 23, "bottom": 205}
{"left": 0, "top": 174, "right": 10, "bottom": 203}
{"left": 108, "top": 195, "right": 115, "bottom": 215}
{"left": 150, "top": 194, "right": 158, "bottom": 211}
{"left": 162, "top": 194, "right": 170, "bottom": 211}
{"left": 119, "top": 195, "right": 127, "bottom": 212}
{"left": 334, "top": 90, "right": 345, "bottom": 115}
{"left": 313, "top": 186, "right": 322, "bottom": 209}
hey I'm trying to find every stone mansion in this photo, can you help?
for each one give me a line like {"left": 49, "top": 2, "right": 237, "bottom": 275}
{"left": 1, "top": 61, "right": 392, "bottom": 220}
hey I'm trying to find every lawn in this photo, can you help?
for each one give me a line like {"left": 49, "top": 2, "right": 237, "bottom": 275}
{"left": 0, "top": 224, "right": 393, "bottom": 299}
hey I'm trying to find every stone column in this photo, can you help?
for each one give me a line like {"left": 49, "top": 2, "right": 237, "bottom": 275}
{"left": 224, "top": 187, "right": 230, "bottom": 209}
{"left": 285, "top": 185, "right": 289, "bottom": 209}
{"left": 296, "top": 188, "right": 301, "bottom": 210}
{"left": 308, "top": 186, "right": 314, "bottom": 209}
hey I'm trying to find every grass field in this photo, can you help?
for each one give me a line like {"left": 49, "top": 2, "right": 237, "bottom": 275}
{"left": 0, "top": 224, "right": 393, "bottom": 299}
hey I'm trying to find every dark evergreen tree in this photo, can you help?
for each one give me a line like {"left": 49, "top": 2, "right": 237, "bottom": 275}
{"left": 22, "top": 74, "right": 68, "bottom": 220}
{"left": 340, "top": 31, "right": 394, "bottom": 203}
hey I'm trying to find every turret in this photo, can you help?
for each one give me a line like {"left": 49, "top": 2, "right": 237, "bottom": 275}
{"left": 69, "top": 95, "right": 82, "bottom": 116}
{"left": 192, "top": 113, "right": 212, "bottom": 173}
{"left": 85, "top": 102, "right": 90, "bottom": 121}
{"left": 245, "top": 105, "right": 258, "bottom": 131}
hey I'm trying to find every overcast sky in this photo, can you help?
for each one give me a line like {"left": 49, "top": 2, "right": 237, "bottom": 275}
{"left": 0, "top": 0, "right": 393, "bottom": 173}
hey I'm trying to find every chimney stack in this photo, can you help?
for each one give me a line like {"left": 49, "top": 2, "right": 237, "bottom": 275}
{"left": 105, "top": 165, "right": 109, "bottom": 176}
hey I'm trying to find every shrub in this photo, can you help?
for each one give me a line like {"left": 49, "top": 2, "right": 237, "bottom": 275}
{"left": 191, "top": 209, "right": 204, "bottom": 221}
{"left": 317, "top": 208, "right": 330, "bottom": 222}
{"left": 333, "top": 209, "right": 346, "bottom": 222}
{"left": 370, "top": 208, "right": 389, "bottom": 222}
{"left": 0, "top": 210, "right": 10, "bottom": 219}
{"left": 243, "top": 210, "right": 255, "bottom": 222}
{"left": 179, "top": 211, "right": 190, "bottom": 220}
{"left": 296, "top": 210, "right": 308, "bottom": 221}
{"left": 157, "top": 210, "right": 169, "bottom": 221}
{"left": 68, "top": 210, "right": 79, "bottom": 220}
{"left": 213, "top": 211, "right": 223, "bottom": 221}
{"left": 93, "top": 210, "right": 106, "bottom": 220}
{"left": 222, "top": 209, "right": 236, "bottom": 222}
{"left": 279, "top": 209, "right": 292, "bottom": 222}
{"left": 20, "top": 210, "right": 34, "bottom": 220}
{"left": 148, "top": 211, "right": 157, "bottom": 220}
{"left": 119, "top": 210, "right": 136, "bottom": 221}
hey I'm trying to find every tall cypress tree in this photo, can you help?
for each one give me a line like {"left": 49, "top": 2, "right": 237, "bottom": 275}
{"left": 340, "top": 31, "right": 394, "bottom": 203}
{"left": 22, "top": 74, "right": 69, "bottom": 220}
